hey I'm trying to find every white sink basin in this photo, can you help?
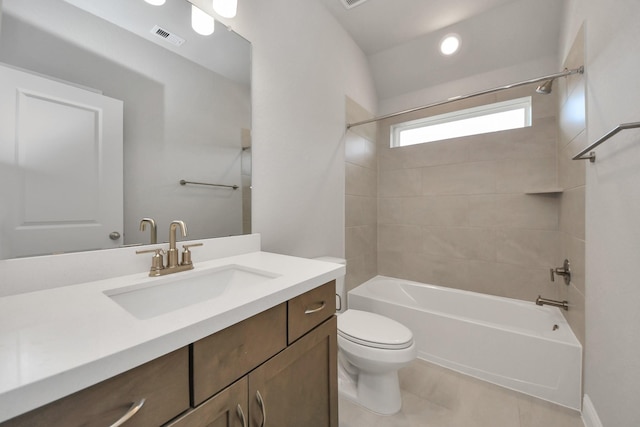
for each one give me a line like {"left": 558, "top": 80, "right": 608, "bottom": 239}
{"left": 104, "top": 265, "right": 280, "bottom": 319}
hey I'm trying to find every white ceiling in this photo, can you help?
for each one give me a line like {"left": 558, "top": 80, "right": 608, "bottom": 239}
{"left": 318, "top": 0, "right": 565, "bottom": 102}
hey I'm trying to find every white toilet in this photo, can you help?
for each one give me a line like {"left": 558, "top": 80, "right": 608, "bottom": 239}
{"left": 314, "top": 257, "right": 416, "bottom": 415}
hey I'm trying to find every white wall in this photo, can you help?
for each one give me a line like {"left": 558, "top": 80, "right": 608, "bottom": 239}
{"left": 560, "top": 1, "right": 640, "bottom": 425}
{"left": 222, "top": 0, "right": 377, "bottom": 258}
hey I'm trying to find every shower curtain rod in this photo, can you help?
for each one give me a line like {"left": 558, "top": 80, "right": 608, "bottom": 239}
{"left": 346, "top": 66, "right": 584, "bottom": 129}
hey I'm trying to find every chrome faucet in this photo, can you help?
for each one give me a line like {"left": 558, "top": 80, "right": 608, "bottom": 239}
{"left": 139, "top": 218, "right": 157, "bottom": 244}
{"left": 168, "top": 220, "right": 187, "bottom": 269}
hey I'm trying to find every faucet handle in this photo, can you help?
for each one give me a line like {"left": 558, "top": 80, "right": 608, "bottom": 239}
{"left": 136, "top": 247, "right": 166, "bottom": 275}
{"left": 181, "top": 243, "right": 203, "bottom": 266}
{"left": 550, "top": 259, "right": 571, "bottom": 285}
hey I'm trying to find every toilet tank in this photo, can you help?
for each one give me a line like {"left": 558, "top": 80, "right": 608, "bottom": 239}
{"left": 313, "top": 257, "right": 346, "bottom": 313}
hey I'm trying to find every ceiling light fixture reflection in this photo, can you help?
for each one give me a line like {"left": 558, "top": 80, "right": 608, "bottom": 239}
{"left": 191, "top": 4, "right": 215, "bottom": 35}
{"left": 144, "top": 0, "right": 166, "bottom": 5}
{"left": 212, "top": 0, "right": 238, "bottom": 18}
{"left": 440, "top": 34, "right": 461, "bottom": 56}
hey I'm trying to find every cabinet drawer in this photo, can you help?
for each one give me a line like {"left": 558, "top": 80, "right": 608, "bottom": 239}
{"left": 288, "top": 281, "right": 336, "bottom": 344}
{"left": 192, "top": 303, "right": 287, "bottom": 406}
{"left": 1, "top": 347, "right": 189, "bottom": 427}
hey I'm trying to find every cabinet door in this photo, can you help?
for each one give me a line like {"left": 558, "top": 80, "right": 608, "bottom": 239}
{"left": 248, "top": 316, "right": 337, "bottom": 427}
{"left": 166, "top": 377, "right": 248, "bottom": 427}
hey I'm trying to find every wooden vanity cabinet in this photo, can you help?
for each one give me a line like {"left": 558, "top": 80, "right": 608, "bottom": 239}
{"left": 1, "top": 281, "right": 338, "bottom": 427}
{"left": 0, "top": 347, "right": 190, "bottom": 427}
{"left": 178, "top": 280, "right": 338, "bottom": 427}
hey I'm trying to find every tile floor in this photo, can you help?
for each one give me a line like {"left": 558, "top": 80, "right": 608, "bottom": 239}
{"left": 339, "top": 359, "right": 585, "bottom": 427}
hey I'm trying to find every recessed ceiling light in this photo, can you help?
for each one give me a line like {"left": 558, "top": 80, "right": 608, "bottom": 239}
{"left": 144, "top": 0, "right": 166, "bottom": 5}
{"left": 440, "top": 34, "right": 461, "bottom": 56}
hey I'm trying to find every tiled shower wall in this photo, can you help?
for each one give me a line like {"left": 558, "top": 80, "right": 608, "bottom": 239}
{"left": 557, "top": 26, "right": 586, "bottom": 346}
{"left": 376, "top": 86, "right": 562, "bottom": 302}
{"left": 345, "top": 98, "right": 378, "bottom": 293}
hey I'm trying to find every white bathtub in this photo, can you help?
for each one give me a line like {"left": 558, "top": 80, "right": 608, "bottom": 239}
{"left": 348, "top": 276, "right": 582, "bottom": 410}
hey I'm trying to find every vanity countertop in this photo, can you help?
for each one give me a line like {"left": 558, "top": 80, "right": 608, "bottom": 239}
{"left": 0, "top": 251, "right": 344, "bottom": 423}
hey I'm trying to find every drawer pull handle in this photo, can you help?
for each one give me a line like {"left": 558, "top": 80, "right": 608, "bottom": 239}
{"left": 256, "top": 390, "right": 266, "bottom": 427}
{"left": 236, "top": 403, "right": 247, "bottom": 427}
{"left": 109, "top": 398, "right": 145, "bottom": 427}
{"left": 304, "top": 301, "right": 326, "bottom": 315}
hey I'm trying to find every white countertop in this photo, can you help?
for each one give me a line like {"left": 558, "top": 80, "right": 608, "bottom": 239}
{"left": 0, "top": 251, "right": 344, "bottom": 422}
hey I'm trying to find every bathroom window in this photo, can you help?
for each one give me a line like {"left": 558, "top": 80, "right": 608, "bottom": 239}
{"left": 390, "top": 96, "right": 532, "bottom": 147}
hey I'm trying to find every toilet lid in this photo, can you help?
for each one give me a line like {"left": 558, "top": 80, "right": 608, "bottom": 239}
{"left": 338, "top": 309, "right": 413, "bottom": 350}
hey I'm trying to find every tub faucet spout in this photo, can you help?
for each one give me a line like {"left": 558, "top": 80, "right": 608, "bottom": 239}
{"left": 536, "top": 295, "right": 569, "bottom": 311}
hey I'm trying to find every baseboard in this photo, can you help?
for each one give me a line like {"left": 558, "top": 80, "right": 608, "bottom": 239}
{"left": 582, "top": 394, "right": 603, "bottom": 427}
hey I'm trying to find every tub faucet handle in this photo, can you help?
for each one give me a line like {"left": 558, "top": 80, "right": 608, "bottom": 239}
{"left": 550, "top": 259, "right": 571, "bottom": 285}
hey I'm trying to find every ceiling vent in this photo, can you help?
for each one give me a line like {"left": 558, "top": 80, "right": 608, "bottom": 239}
{"left": 340, "top": 0, "right": 369, "bottom": 10}
{"left": 150, "top": 25, "right": 185, "bottom": 47}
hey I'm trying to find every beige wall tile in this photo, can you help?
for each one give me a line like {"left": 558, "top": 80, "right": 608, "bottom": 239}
{"left": 495, "top": 157, "right": 557, "bottom": 193}
{"left": 379, "top": 168, "right": 422, "bottom": 197}
{"left": 558, "top": 82, "right": 586, "bottom": 146}
{"left": 346, "top": 162, "right": 376, "bottom": 197}
{"left": 467, "top": 117, "right": 556, "bottom": 163}
{"left": 345, "top": 224, "right": 376, "bottom": 260}
{"left": 559, "top": 187, "right": 585, "bottom": 240}
{"left": 555, "top": 25, "right": 586, "bottom": 349}
{"left": 362, "top": 84, "right": 568, "bottom": 303}
{"left": 417, "top": 195, "right": 470, "bottom": 227}
{"left": 496, "top": 229, "right": 560, "bottom": 269}
{"left": 379, "top": 139, "right": 468, "bottom": 171}
{"left": 559, "top": 282, "right": 585, "bottom": 346}
{"left": 422, "top": 161, "right": 497, "bottom": 195}
{"left": 468, "top": 194, "right": 559, "bottom": 230}
{"left": 378, "top": 224, "right": 423, "bottom": 253}
{"left": 422, "top": 227, "right": 496, "bottom": 262}
{"left": 345, "top": 132, "right": 376, "bottom": 169}
{"left": 346, "top": 195, "right": 377, "bottom": 227}
{"left": 559, "top": 131, "right": 587, "bottom": 189}
{"left": 467, "top": 260, "right": 559, "bottom": 301}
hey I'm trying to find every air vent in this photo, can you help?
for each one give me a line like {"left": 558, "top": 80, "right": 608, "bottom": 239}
{"left": 341, "top": 0, "right": 369, "bottom": 9}
{"left": 150, "top": 25, "right": 185, "bottom": 46}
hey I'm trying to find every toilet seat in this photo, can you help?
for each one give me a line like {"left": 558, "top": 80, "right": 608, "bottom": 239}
{"left": 338, "top": 309, "right": 413, "bottom": 350}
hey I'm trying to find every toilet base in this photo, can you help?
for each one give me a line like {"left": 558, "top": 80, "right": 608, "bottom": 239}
{"left": 338, "top": 358, "right": 403, "bottom": 415}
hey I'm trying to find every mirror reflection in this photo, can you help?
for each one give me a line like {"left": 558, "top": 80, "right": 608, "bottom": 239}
{"left": 0, "top": 0, "right": 252, "bottom": 260}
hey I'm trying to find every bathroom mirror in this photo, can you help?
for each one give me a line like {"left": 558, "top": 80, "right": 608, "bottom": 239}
{"left": 0, "top": 0, "right": 252, "bottom": 259}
